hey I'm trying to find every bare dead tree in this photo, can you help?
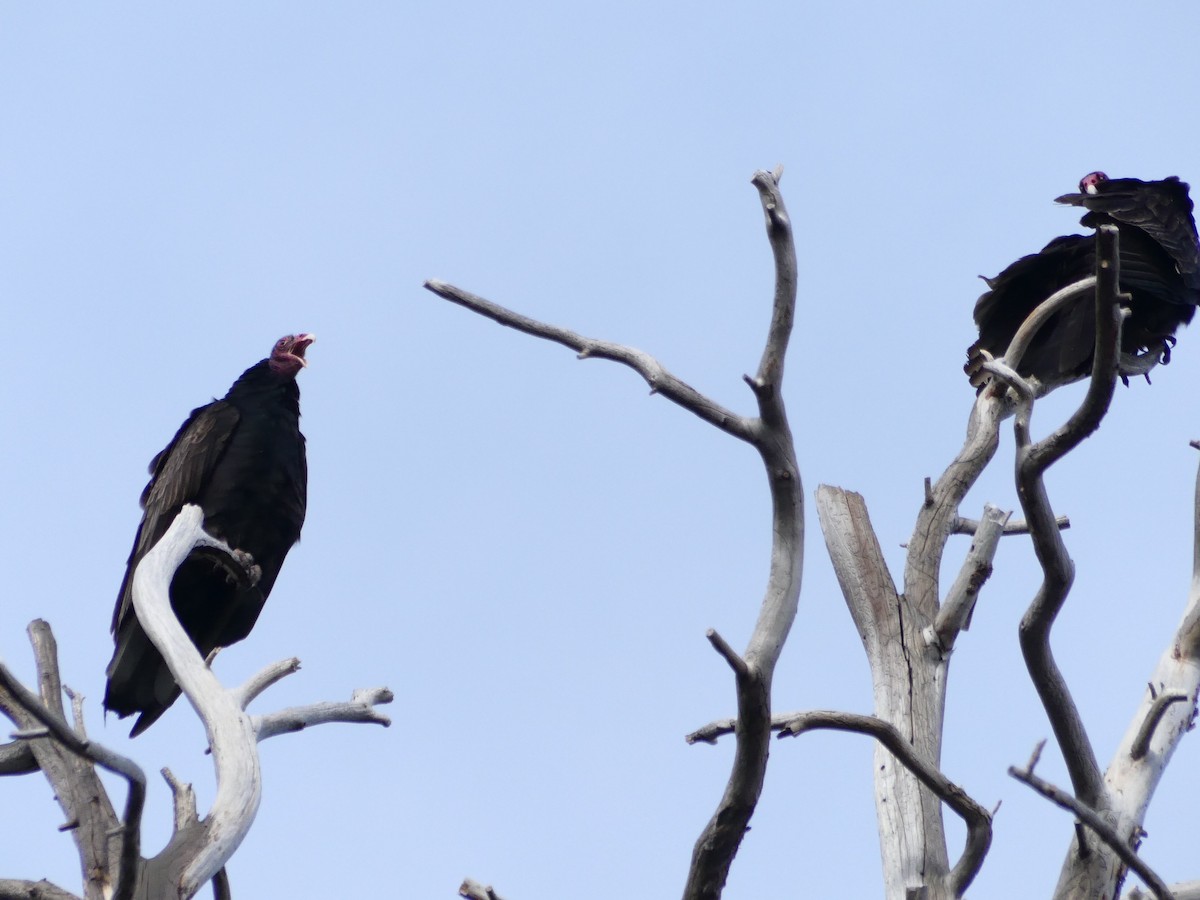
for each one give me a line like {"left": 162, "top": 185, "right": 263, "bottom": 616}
{"left": 0, "top": 505, "right": 391, "bottom": 900}
{"left": 425, "top": 173, "right": 1199, "bottom": 900}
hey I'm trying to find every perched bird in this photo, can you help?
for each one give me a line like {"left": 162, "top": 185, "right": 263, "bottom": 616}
{"left": 105, "top": 334, "right": 313, "bottom": 735}
{"left": 966, "top": 173, "right": 1200, "bottom": 392}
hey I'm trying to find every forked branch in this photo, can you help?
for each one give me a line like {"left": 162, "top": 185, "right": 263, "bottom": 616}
{"left": 427, "top": 167, "right": 803, "bottom": 900}
{"left": 685, "top": 709, "right": 991, "bottom": 897}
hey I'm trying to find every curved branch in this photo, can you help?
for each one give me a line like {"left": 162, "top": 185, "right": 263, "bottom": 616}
{"left": 1017, "top": 225, "right": 1125, "bottom": 808}
{"left": 682, "top": 167, "right": 803, "bottom": 900}
{"left": 426, "top": 168, "right": 803, "bottom": 900}
{"left": 131, "top": 505, "right": 263, "bottom": 897}
{"left": 0, "top": 739, "right": 38, "bottom": 775}
{"left": 1130, "top": 692, "right": 1189, "bottom": 761}
{"left": 1003, "top": 276, "right": 1097, "bottom": 393}
{"left": 234, "top": 657, "right": 302, "bottom": 710}
{"left": 686, "top": 710, "right": 991, "bottom": 896}
{"left": 777, "top": 711, "right": 991, "bottom": 897}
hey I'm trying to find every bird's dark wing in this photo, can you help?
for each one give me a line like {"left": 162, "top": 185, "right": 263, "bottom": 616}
{"left": 110, "top": 401, "right": 241, "bottom": 633}
{"left": 1056, "top": 177, "right": 1200, "bottom": 287}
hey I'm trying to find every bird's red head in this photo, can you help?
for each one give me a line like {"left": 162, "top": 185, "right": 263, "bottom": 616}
{"left": 1080, "top": 171, "right": 1108, "bottom": 194}
{"left": 268, "top": 333, "right": 315, "bottom": 376}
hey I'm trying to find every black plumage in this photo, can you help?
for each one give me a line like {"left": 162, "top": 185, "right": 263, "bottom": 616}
{"left": 104, "top": 334, "right": 313, "bottom": 736}
{"left": 966, "top": 173, "right": 1200, "bottom": 391}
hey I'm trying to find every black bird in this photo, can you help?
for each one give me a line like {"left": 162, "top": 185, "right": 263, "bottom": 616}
{"left": 105, "top": 333, "right": 313, "bottom": 736}
{"left": 966, "top": 173, "right": 1200, "bottom": 392}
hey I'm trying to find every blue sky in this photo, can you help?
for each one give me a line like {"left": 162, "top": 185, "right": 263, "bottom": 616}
{"left": 2, "top": 3, "right": 1200, "bottom": 897}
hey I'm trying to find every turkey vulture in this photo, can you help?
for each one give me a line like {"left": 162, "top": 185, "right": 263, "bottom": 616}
{"left": 966, "top": 173, "right": 1200, "bottom": 392}
{"left": 104, "top": 333, "right": 313, "bottom": 736}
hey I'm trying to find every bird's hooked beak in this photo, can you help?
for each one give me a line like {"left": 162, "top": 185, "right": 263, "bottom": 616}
{"left": 293, "top": 333, "right": 315, "bottom": 367}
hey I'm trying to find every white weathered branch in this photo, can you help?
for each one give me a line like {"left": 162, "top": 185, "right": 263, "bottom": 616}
{"left": 234, "top": 657, "right": 302, "bottom": 710}
{"left": 1001, "top": 276, "right": 1096, "bottom": 396}
{"left": 131, "top": 504, "right": 263, "bottom": 897}
{"left": 931, "top": 504, "right": 1010, "bottom": 652}
{"left": 460, "top": 878, "right": 507, "bottom": 900}
{"left": 254, "top": 688, "right": 393, "bottom": 741}
{"left": 132, "top": 505, "right": 394, "bottom": 898}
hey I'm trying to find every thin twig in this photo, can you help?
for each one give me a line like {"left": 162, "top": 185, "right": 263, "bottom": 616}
{"left": 422, "top": 280, "right": 754, "bottom": 444}
{"left": 1009, "top": 753, "right": 1172, "bottom": 899}
{"left": 705, "top": 630, "right": 749, "bottom": 679}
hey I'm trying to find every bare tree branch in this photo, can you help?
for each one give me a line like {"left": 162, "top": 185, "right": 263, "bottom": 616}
{"left": 0, "top": 740, "right": 37, "bottom": 775}
{"left": 1017, "top": 225, "right": 1125, "bottom": 810}
{"left": 211, "top": 869, "right": 231, "bottom": 900}
{"left": 0, "top": 879, "right": 81, "bottom": 900}
{"left": 233, "top": 657, "right": 301, "bottom": 710}
{"left": 950, "top": 513, "right": 1068, "bottom": 536}
{"left": 1009, "top": 746, "right": 1172, "bottom": 899}
{"left": 1128, "top": 885, "right": 1200, "bottom": 900}
{"left": 678, "top": 168, "right": 803, "bottom": 900}
{"left": 459, "top": 878, "right": 506, "bottom": 900}
{"left": 129, "top": 505, "right": 264, "bottom": 898}
{"left": 427, "top": 168, "right": 803, "bottom": 900}
{"left": 0, "top": 650, "right": 144, "bottom": 900}
{"left": 0, "top": 624, "right": 124, "bottom": 900}
{"left": 932, "top": 504, "right": 1009, "bottom": 652}
{"left": 1055, "top": 443, "right": 1200, "bottom": 896}
{"left": 1002, "top": 277, "right": 1097, "bottom": 396}
{"left": 686, "top": 711, "right": 991, "bottom": 897}
{"left": 253, "top": 688, "right": 393, "bottom": 741}
{"left": 421, "top": 281, "right": 754, "bottom": 444}
{"left": 777, "top": 711, "right": 991, "bottom": 897}
{"left": 1130, "top": 692, "right": 1189, "bottom": 761}
{"left": 749, "top": 164, "right": 796, "bottom": 390}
